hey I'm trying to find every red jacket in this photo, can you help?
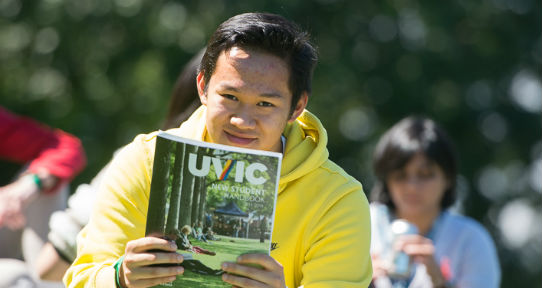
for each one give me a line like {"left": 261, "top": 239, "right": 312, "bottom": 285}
{"left": 0, "top": 107, "right": 86, "bottom": 193}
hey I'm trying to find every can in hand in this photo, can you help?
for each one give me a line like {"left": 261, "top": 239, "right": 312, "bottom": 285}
{"left": 388, "top": 219, "right": 418, "bottom": 279}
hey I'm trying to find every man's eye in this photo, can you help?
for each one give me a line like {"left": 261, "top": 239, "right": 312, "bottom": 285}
{"left": 257, "top": 102, "right": 274, "bottom": 107}
{"left": 222, "top": 94, "right": 238, "bottom": 101}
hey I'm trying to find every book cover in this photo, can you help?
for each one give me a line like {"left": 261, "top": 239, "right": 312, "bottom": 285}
{"left": 145, "top": 132, "right": 282, "bottom": 287}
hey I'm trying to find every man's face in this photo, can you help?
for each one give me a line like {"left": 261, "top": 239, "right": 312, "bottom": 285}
{"left": 198, "top": 47, "right": 307, "bottom": 152}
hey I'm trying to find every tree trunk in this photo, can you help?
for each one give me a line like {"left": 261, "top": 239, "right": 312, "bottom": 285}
{"left": 190, "top": 147, "right": 205, "bottom": 226}
{"left": 165, "top": 142, "right": 185, "bottom": 235}
{"left": 179, "top": 144, "right": 196, "bottom": 227}
{"left": 146, "top": 136, "right": 173, "bottom": 236}
{"left": 191, "top": 180, "right": 200, "bottom": 226}
{"left": 198, "top": 177, "right": 207, "bottom": 226}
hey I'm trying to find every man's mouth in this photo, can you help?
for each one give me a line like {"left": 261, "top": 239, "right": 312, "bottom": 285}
{"left": 224, "top": 130, "right": 256, "bottom": 145}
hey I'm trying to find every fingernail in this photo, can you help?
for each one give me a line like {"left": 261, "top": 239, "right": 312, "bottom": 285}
{"left": 177, "top": 254, "right": 183, "bottom": 262}
{"left": 221, "top": 263, "right": 229, "bottom": 270}
{"left": 177, "top": 267, "right": 184, "bottom": 274}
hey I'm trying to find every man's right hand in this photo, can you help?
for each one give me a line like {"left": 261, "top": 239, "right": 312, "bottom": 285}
{"left": 120, "top": 237, "right": 184, "bottom": 288}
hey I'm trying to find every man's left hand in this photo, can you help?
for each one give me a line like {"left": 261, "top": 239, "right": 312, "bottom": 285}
{"left": 221, "top": 253, "right": 285, "bottom": 288}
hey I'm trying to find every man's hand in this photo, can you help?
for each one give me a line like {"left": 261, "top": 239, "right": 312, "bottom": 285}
{"left": 221, "top": 253, "right": 285, "bottom": 288}
{"left": 120, "top": 237, "right": 184, "bottom": 288}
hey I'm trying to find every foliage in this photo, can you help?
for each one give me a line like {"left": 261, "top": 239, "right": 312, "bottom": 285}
{"left": 205, "top": 149, "right": 279, "bottom": 217}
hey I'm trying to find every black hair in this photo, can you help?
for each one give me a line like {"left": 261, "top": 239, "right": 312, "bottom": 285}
{"left": 161, "top": 49, "right": 205, "bottom": 130}
{"left": 199, "top": 12, "right": 318, "bottom": 115}
{"left": 371, "top": 116, "right": 457, "bottom": 210}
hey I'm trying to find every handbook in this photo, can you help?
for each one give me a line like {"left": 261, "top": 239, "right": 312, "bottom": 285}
{"left": 145, "top": 131, "right": 282, "bottom": 287}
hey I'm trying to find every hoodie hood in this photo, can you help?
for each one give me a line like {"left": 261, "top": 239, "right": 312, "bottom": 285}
{"left": 279, "top": 110, "right": 329, "bottom": 188}
{"left": 177, "top": 105, "right": 207, "bottom": 141}
{"left": 177, "top": 106, "right": 329, "bottom": 193}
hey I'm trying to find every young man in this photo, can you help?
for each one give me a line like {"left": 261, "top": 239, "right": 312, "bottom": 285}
{"left": 65, "top": 13, "right": 372, "bottom": 288}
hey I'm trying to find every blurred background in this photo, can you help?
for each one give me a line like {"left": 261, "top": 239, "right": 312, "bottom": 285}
{"left": 0, "top": 0, "right": 540, "bottom": 287}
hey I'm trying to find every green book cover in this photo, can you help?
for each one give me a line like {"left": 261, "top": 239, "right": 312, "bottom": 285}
{"left": 145, "top": 131, "right": 282, "bottom": 287}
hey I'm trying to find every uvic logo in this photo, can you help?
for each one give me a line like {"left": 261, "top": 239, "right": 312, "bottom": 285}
{"left": 188, "top": 153, "right": 268, "bottom": 185}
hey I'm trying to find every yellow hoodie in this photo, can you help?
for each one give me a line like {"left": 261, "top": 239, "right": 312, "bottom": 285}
{"left": 64, "top": 107, "right": 372, "bottom": 287}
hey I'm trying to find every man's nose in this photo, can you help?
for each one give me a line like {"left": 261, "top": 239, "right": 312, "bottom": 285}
{"left": 230, "top": 106, "right": 256, "bottom": 129}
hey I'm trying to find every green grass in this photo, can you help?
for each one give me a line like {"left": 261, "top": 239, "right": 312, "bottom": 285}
{"left": 155, "top": 236, "right": 269, "bottom": 287}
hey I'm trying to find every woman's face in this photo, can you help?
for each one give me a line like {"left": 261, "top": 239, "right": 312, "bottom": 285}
{"left": 387, "top": 153, "right": 449, "bottom": 218}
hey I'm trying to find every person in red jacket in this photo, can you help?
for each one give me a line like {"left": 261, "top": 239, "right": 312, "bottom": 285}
{"left": 0, "top": 106, "right": 86, "bottom": 287}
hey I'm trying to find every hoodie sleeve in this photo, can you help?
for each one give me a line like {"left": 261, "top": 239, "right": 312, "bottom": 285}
{"left": 63, "top": 133, "right": 155, "bottom": 288}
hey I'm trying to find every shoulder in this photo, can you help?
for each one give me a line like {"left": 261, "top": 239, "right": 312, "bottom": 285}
{"left": 118, "top": 131, "right": 160, "bottom": 163}
{"left": 307, "top": 159, "right": 370, "bottom": 219}
{"left": 318, "top": 159, "right": 364, "bottom": 192}
{"left": 443, "top": 212, "right": 491, "bottom": 237}
{"left": 101, "top": 131, "right": 160, "bottom": 199}
{"left": 308, "top": 160, "right": 369, "bottom": 214}
{"left": 439, "top": 211, "right": 497, "bottom": 249}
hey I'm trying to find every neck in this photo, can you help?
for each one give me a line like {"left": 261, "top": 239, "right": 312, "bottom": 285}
{"left": 396, "top": 208, "right": 441, "bottom": 235}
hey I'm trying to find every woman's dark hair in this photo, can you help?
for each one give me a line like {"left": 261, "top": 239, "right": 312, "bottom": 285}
{"left": 199, "top": 12, "right": 318, "bottom": 115}
{"left": 371, "top": 116, "right": 458, "bottom": 210}
{"left": 161, "top": 49, "right": 205, "bottom": 130}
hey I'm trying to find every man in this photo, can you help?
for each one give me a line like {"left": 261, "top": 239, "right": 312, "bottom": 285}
{"left": 65, "top": 12, "right": 372, "bottom": 288}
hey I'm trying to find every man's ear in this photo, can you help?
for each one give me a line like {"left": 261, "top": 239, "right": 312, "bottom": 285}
{"left": 288, "top": 92, "right": 308, "bottom": 122}
{"left": 197, "top": 71, "right": 207, "bottom": 105}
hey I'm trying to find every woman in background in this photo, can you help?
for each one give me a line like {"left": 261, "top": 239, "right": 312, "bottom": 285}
{"left": 369, "top": 116, "right": 500, "bottom": 288}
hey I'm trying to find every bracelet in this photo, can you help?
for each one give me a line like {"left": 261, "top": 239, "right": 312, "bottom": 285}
{"left": 113, "top": 255, "right": 125, "bottom": 288}
{"left": 30, "top": 174, "right": 42, "bottom": 190}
